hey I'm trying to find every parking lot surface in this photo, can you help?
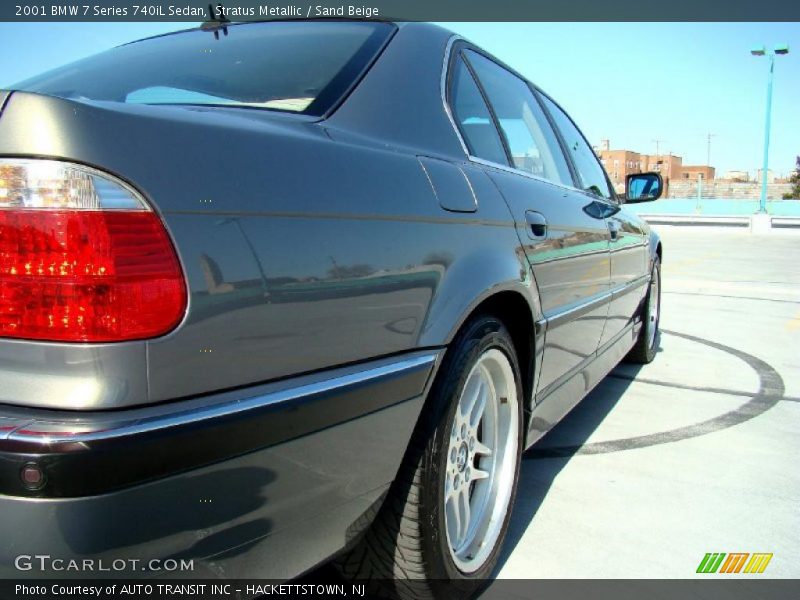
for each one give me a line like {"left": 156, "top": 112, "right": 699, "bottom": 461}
{"left": 306, "top": 226, "right": 800, "bottom": 584}
{"left": 496, "top": 226, "right": 800, "bottom": 579}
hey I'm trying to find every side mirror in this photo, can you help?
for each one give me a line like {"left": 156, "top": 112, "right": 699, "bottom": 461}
{"left": 624, "top": 172, "right": 663, "bottom": 203}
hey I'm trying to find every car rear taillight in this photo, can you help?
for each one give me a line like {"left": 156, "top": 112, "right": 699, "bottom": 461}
{"left": 0, "top": 159, "right": 186, "bottom": 342}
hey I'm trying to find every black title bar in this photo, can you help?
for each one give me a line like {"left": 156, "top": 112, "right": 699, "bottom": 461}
{"left": 3, "top": 0, "right": 800, "bottom": 22}
{"left": 3, "top": 580, "right": 800, "bottom": 599}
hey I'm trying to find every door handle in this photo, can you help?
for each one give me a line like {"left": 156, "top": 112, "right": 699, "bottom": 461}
{"left": 525, "top": 211, "right": 547, "bottom": 240}
{"left": 607, "top": 221, "right": 620, "bottom": 241}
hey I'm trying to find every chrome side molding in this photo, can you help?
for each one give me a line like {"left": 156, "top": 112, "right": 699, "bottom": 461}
{"left": 6, "top": 351, "right": 440, "bottom": 445}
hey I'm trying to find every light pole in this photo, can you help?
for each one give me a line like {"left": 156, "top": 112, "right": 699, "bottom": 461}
{"left": 652, "top": 138, "right": 664, "bottom": 158}
{"left": 751, "top": 44, "right": 789, "bottom": 214}
{"left": 706, "top": 133, "right": 716, "bottom": 166}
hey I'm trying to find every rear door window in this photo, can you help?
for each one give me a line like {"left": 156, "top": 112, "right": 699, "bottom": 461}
{"left": 538, "top": 93, "right": 613, "bottom": 199}
{"left": 448, "top": 55, "right": 509, "bottom": 167}
{"left": 462, "top": 50, "right": 572, "bottom": 186}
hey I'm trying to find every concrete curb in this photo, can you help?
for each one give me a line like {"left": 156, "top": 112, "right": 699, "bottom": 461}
{"left": 638, "top": 214, "right": 800, "bottom": 230}
{"left": 638, "top": 214, "right": 749, "bottom": 227}
{"left": 773, "top": 216, "right": 800, "bottom": 229}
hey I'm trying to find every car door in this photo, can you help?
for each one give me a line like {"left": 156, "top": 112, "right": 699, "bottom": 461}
{"left": 450, "top": 49, "right": 611, "bottom": 396}
{"left": 537, "top": 93, "right": 649, "bottom": 347}
{"left": 599, "top": 210, "right": 649, "bottom": 345}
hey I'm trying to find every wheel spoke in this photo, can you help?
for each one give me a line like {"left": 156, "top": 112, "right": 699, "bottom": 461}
{"left": 457, "top": 486, "right": 471, "bottom": 546}
{"left": 444, "top": 476, "right": 455, "bottom": 503}
{"left": 460, "top": 371, "right": 482, "bottom": 420}
{"left": 473, "top": 439, "right": 493, "bottom": 457}
{"left": 468, "top": 374, "right": 489, "bottom": 428}
{"left": 447, "top": 491, "right": 460, "bottom": 548}
{"left": 471, "top": 467, "right": 489, "bottom": 481}
{"left": 463, "top": 380, "right": 485, "bottom": 422}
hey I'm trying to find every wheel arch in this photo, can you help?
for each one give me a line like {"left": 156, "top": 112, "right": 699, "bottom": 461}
{"left": 462, "top": 290, "right": 538, "bottom": 415}
{"left": 423, "top": 284, "right": 541, "bottom": 421}
{"left": 648, "top": 229, "right": 663, "bottom": 267}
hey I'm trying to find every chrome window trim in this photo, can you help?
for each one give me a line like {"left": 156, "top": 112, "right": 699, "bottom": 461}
{"left": 6, "top": 351, "right": 439, "bottom": 445}
{"left": 440, "top": 35, "right": 618, "bottom": 202}
{"left": 534, "top": 87, "right": 619, "bottom": 203}
{"left": 469, "top": 155, "right": 579, "bottom": 194}
{"left": 441, "top": 35, "right": 472, "bottom": 159}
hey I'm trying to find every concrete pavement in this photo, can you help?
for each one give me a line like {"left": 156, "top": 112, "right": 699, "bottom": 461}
{"left": 495, "top": 226, "right": 800, "bottom": 579}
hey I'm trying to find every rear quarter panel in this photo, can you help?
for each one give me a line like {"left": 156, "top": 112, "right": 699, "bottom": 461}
{"left": 0, "top": 92, "right": 535, "bottom": 404}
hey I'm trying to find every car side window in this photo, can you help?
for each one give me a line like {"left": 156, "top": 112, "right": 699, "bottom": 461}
{"left": 462, "top": 50, "right": 572, "bottom": 186}
{"left": 449, "top": 55, "right": 509, "bottom": 167}
{"left": 538, "top": 93, "right": 613, "bottom": 200}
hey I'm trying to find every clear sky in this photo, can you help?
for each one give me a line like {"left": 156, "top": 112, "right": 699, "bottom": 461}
{"left": 0, "top": 21, "right": 797, "bottom": 177}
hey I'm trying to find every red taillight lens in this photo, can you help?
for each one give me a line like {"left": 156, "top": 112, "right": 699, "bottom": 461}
{"left": 0, "top": 159, "right": 186, "bottom": 342}
{"left": 0, "top": 210, "right": 186, "bottom": 342}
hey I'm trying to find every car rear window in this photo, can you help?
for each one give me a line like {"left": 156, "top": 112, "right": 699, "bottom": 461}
{"left": 13, "top": 21, "right": 395, "bottom": 117}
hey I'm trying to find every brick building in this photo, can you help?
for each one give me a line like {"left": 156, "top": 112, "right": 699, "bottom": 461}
{"left": 598, "top": 148, "right": 683, "bottom": 194}
{"left": 596, "top": 141, "right": 713, "bottom": 195}
{"left": 597, "top": 149, "right": 643, "bottom": 185}
{"left": 682, "top": 165, "right": 716, "bottom": 181}
{"left": 644, "top": 154, "right": 683, "bottom": 183}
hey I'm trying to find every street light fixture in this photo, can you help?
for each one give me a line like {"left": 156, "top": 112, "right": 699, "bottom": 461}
{"left": 752, "top": 44, "right": 790, "bottom": 214}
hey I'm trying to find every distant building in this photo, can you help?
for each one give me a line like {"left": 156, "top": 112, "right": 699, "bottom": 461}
{"left": 756, "top": 168, "right": 777, "bottom": 184}
{"left": 598, "top": 146, "right": 685, "bottom": 196}
{"left": 682, "top": 165, "right": 716, "bottom": 181}
{"left": 721, "top": 170, "right": 750, "bottom": 182}
{"left": 597, "top": 142, "right": 717, "bottom": 196}
{"left": 597, "top": 149, "right": 644, "bottom": 185}
{"left": 644, "top": 154, "right": 683, "bottom": 182}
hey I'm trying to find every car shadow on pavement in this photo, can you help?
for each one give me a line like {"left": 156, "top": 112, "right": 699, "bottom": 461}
{"left": 494, "top": 364, "right": 642, "bottom": 573}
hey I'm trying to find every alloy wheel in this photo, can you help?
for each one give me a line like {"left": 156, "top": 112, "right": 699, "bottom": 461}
{"left": 647, "top": 265, "right": 660, "bottom": 350}
{"left": 444, "top": 348, "right": 519, "bottom": 573}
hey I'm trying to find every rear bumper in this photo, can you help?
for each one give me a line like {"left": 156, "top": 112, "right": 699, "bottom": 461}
{"left": 0, "top": 350, "right": 439, "bottom": 578}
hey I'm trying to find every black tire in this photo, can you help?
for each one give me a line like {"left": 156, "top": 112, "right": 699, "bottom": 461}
{"left": 626, "top": 255, "right": 661, "bottom": 364}
{"left": 335, "top": 315, "right": 524, "bottom": 599}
